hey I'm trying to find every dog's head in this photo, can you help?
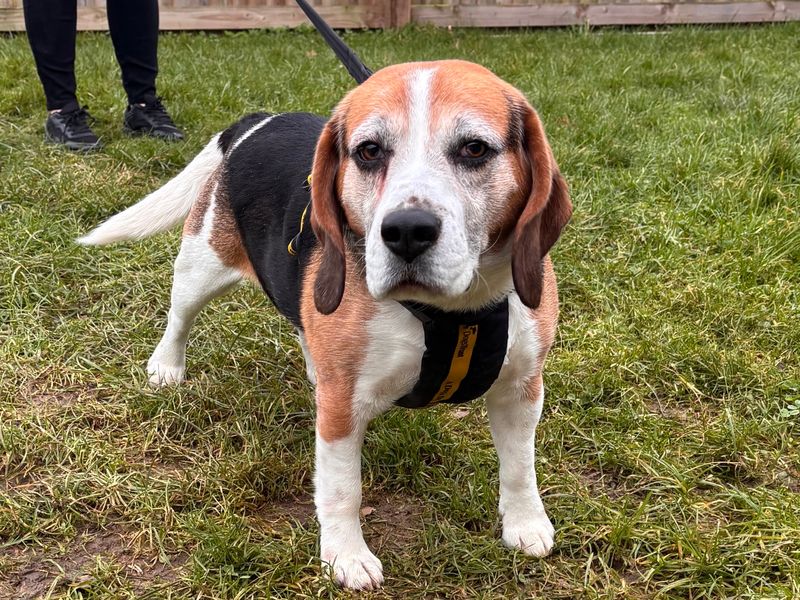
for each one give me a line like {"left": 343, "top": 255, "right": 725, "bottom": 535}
{"left": 310, "top": 60, "right": 571, "bottom": 314}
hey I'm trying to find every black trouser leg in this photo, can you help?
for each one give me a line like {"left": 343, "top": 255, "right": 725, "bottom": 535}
{"left": 107, "top": 0, "right": 160, "bottom": 105}
{"left": 23, "top": 0, "right": 79, "bottom": 112}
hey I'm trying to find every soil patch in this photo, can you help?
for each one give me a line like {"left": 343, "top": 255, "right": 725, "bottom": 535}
{"left": 0, "top": 524, "right": 187, "bottom": 599}
{"left": 250, "top": 490, "right": 426, "bottom": 552}
{"left": 579, "top": 467, "right": 627, "bottom": 500}
{"left": 362, "top": 492, "right": 426, "bottom": 553}
{"left": 18, "top": 371, "right": 98, "bottom": 414}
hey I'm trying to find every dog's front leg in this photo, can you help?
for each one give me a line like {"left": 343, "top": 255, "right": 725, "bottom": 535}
{"left": 314, "top": 387, "right": 383, "bottom": 590}
{"left": 486, "top": 373, "right": 555, "bottom": 557}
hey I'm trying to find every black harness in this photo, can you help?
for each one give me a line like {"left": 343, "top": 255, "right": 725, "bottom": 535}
{"left": 396, "top": 300, "right": 509, "bottom": 408}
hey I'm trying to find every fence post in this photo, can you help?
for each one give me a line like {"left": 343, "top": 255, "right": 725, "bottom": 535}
{"left": 390, "top": 0, "right": 411, "bottom": 27}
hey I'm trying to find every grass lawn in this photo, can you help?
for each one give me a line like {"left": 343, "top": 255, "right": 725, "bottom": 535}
{"left": 1, "top": 23, "right": 799, "bottom": 599}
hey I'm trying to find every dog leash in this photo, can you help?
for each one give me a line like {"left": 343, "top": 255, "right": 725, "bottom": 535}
{"left": 294, "top": 0, "right": 373, "bottom": 85}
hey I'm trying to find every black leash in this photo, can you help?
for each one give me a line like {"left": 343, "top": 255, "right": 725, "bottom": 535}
{"left": 294, "top": 0, "right": 373, "bottom": 85}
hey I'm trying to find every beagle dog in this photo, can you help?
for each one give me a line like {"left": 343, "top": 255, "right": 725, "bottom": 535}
{"left": 79, "top": 60, "right": 572, "bottom": 590}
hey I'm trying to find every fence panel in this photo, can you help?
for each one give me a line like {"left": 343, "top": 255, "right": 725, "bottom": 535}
{"left": 411, "top": 0, "right": 800, "bottom": 26}
{"left": 0, "top": 0, "right": 797, "bottom": 29}
{"left": 0, "top": 0, "right": 395, "bottom": 31}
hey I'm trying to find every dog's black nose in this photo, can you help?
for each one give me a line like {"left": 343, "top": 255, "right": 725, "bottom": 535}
{"left": 381, "top": 209, "right": 441, "bottom": 263}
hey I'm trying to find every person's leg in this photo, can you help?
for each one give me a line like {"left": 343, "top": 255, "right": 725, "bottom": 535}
{"left": 106, "top": 0, "right": 159, "bottom": 104}
{"left": 107, "top": 0, "right": 183, "bottom": 140}
{"left": 23, "top": 0, "right": 101, "bottom": 151}
{"left": 22, "top": 0, "right": 79, "bottom": 112}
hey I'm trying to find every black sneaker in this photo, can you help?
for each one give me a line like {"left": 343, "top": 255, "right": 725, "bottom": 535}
{"left": 124, "top": 97, "right": 184, "bottom": 141}
{"left": 45, "top": 106, "right": 102, "bottom": 152}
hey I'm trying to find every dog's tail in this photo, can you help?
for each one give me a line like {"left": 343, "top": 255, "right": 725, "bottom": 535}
{"left": 77, "top": 133, "right": 222, "bottom": 246}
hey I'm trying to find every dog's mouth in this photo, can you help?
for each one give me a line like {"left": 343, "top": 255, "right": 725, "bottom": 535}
{"left": 367, "top": 248, "right": 479, "bottom": 306}
{"left": 382, "top": 273, "right": 453, "bottom": 303}
{"left": 393, "top": 278, "right": 436, "bottom": 293}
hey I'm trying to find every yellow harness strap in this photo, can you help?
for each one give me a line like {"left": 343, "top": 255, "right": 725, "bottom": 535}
{"left": 287, "top": 174, "right": 313, "bottom": 256}
{"left": 429, "top": 325, "right": 479, "bottom": 404}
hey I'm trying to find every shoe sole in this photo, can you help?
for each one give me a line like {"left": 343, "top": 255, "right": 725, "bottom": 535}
{"left": 123, "top": 125, "right": 184, "bottom": 141}
{"left": 45, "top": 132, "right": 102, "bottom": 152}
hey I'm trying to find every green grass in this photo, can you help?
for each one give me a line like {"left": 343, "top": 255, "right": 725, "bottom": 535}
{"left": 1, "top": 23, "right": 799, "bottom": 599}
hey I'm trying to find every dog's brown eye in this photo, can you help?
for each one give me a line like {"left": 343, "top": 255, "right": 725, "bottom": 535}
{"left": 460, "top": 141, "right": 488, "bottom": 159}
{"left": 357, "top": 142, "right": 384, "bottom": 162}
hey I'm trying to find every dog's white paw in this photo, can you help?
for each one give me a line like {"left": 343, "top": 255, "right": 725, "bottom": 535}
{"left": 322, "top": 546, "right": 384, "bottom": 590}
{"left": 502, "top": 510, "right": 555, "bottom": 557}
{"left": 147, "top": 362, "right": 185, "bottom": 387}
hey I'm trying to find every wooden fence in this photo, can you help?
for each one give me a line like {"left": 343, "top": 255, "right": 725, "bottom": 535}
{"left": 0, "top": 0, "right": 797, "bottom": 30}
{"left": 413, "top": 0, "right": 800, "bottom": 26}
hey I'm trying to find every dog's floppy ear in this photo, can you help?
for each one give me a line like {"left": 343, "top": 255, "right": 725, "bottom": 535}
{"left": 310, "top": 117, "right": 346, "bottom": 314}
{"left": 511, "top": 103, "right": 573, "bottom": 309}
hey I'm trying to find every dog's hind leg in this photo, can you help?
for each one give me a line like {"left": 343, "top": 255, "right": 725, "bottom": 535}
{"left": 147, "top": 232, "right": 242, "bottom": 387}
{"left": 147, "top": 176, "right": 251, "bottom": 387}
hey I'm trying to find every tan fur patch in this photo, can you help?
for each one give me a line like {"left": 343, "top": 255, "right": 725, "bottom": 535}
{"left": 490, "top": 156, "right": 530, "bottom": 250}
{"left": 428, "top": 65, "right": 537, "bottom": 256}
{"left": 209, "top": 178, "right": 258, "bottom": 283}
{"left": 301, "top": 248, "right": 375, "bottom": 443}
{"left": 428, "top": 61, "right": 517, "bottom": 137}
{"left": 529, "top": 256, "right": 559, "bottom": 375}
{"left": 182, "top": 170, "right": 216, "bottom": 237}
{"left": 342, "top": 65, "right": 412, "bottom": 138}
{"left": 183, "top": 167, "right": 257, "bottom": 283}
{"left": 337, "top": 160, "right": 367, "bottom": 238}
{"left": 526, "top": 372, "right": 544, "bottom": 403}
